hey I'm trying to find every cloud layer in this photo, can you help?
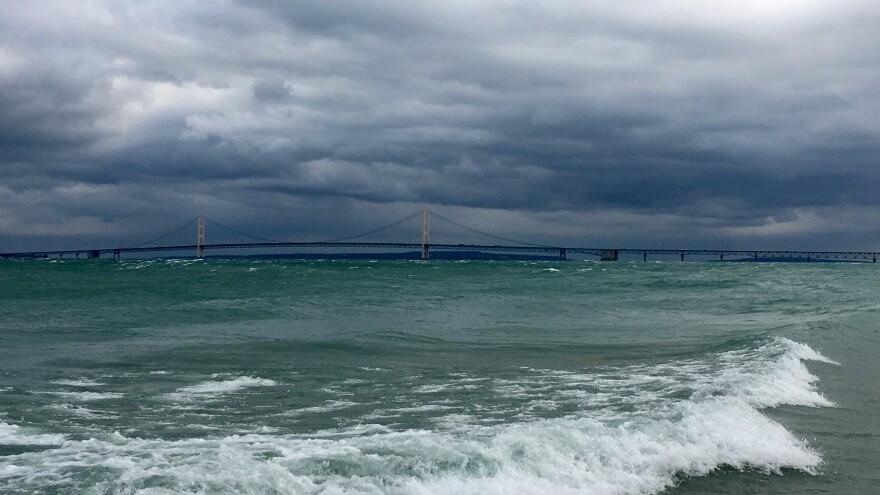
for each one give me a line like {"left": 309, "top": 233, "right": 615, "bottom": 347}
{"left": 2, "top": 1, "right": 879, "bottom": 251}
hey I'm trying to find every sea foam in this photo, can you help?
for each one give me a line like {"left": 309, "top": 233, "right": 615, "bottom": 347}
{"left": 45, "top": 391, "right": 124, "bottom": 401}
{"left": 706, "top": 337, "right": 836, "bottom": 408}
{"left": 51, "top": 378, "right": 106, "bottom": 387}
{"left": 0, "top": 400, "right": 820, "bottom": 494}
{"left": 0, "top": 421, "right": 65, "bottom": 446}
{"left": 0, "top": 339, "right": 834, "bottom": 494}
{"left": 168, "top": 376, "right": 277, "bottom": 401}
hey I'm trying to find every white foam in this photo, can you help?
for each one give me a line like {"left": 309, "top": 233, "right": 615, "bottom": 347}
{"left": 0, "top": 464, "right": 32, "bottom": 479}
{"left": 780, "top": 337, "right": 839, "bottom": 365}
{"left": 357, "top": 410, "right": 403, "bottom": 421}
{"left": 432, "top": 414, "right": 480, "bottom": 430}
{"left": 52, "top": 378, "right": 106, "bottom": 387}
{"left": 0, "top": 421, "right": 64, "bottom": 446}
{"left": 702, "top": 338, "right": 836, "bottom": 409}
{"left": 729, "top": 356, "right": 834, "bottom": 408}
{"left": 169, "top": 376, "right": 276, "bottom": 401}
{"left": 45, "top": 391, "right": 124, "bottom": 401}
{"left": 519, "top": 399, "right": 560, "bottom": 414}
{"left": 0, "top": 397, "right": 822, "bottom": 494}
{"left": 393, "top": 404, "right": 453, "bottom": 413}
{"left": 0, "top": 339, "right": 834, "bottom": 494}
{"left": 46, "top": 403, "right": 118, "bottom": 420}
{"left": 320, "top": 386, "right": 355, "bottom": 396}
{"left": 285, "top": 400, "right": 359, "bottom": 416}
{"left": 454, "top": 377, "right": 490, "bottom": 383}
{"left": 413, "top": 384, "right": 452, "bottom": 394}
{"left": 341, "top": 378, "right": 368, "bottom": 385}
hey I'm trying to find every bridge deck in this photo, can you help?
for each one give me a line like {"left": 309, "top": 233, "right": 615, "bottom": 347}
{"left": 2, "top": 242, "right": 879, "bottom": 262}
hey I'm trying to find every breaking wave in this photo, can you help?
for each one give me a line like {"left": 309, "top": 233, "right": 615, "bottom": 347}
{"left": 0, "top": 339, "right": 834, "bottom": 494}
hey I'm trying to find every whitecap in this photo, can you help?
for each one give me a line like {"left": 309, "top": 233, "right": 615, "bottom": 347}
{"left": 0, "top": 339, "right": 835, "bottom": 494}
{"left": 179, "top": 376, "right": 275, "bottom": 394}
{"left": 703, "top": 338, "right": 837, "bottom": 409}
{"left": 341, "top": 378, "right": 368, "bottom": 385}
{"left": 0, "top": 421, "right": 64, "bottom": 446}
{"left": 46, "top": 403, "right": 118, "bottom": 420}
{"left": 45, "top": 391, "right": 123, "bottom": 401}
{"left": 168, "top": 376, "right": 276, "bottom": 401}
{"left": 0, "top": 399, "right": 822, "bottom": 495}
{"left": 52, "top": 378, "right": 106, "bottom": 387}
{"left": 393, "top": 404, "right": 454, "bottom": 413}
{"left": 285, "top": 400, "right": 358, "bottom": 416}
{"left": 780, "top": 337, "right": 839, "bottom": 365}
{"left": 432, "top": 413, "right": 480, "bottom": 430}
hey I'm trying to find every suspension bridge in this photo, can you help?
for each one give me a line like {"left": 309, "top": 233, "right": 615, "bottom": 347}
{"left": 2, "top": 209, "right": 879, "bottom": 262}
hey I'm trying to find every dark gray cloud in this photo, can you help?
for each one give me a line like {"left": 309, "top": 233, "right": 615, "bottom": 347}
{"left": 2, "top": 1, "right": 880, "bottom": 252}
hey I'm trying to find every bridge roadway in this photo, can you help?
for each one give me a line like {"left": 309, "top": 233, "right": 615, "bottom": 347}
{"left": 2, "top": 242, "right": 880, "bottom": 262}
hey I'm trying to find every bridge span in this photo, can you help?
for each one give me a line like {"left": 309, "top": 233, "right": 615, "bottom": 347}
{"left": 2, "top": 243, "right": 879, "bottom": 263}
{"left": 1, "top": 211, "right": 878, "bottom": 262}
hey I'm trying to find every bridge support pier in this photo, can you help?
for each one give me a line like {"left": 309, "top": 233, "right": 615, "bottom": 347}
{"left": 559, "top": 248, "right": 567, "bottom": 260}
{"left": 114, "top": 250, "right": 121, "bottom": 261}
{"left": 600, "top": 249, "right": 618, "bottom": 261}
{"left": 196, "top": 215, "right": 206, "bottom": 259}
{"left": 643, "top": 252, "right": 647, "bottom": 262}
{"left": 680, "top": 252, "right": 685, "bottom": 262}
{"left": 754, "top": 252, "right": 758, "bottom": 262}
{"left": 421, "top": 209, "right": 430, "bottom": 260}
{"left": 719, "top": 253, "right": 724, "bottom": 261}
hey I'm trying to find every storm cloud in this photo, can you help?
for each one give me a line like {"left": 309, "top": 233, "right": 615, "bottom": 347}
{"left": 2, "top": 1, "right": 879, "bottom": 251}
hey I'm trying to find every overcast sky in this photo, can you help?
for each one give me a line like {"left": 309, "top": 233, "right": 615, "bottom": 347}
{"left": 2, "top": 0, "right": 879, "bottom": 252}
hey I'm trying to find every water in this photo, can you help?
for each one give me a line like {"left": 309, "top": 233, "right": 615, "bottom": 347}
{"left": 0, "top": 259, "right": 878, "bottom": 494}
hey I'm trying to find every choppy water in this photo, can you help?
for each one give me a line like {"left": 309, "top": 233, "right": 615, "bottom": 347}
{"left": 1, "top": 259, "right": 878, "bottom": 494}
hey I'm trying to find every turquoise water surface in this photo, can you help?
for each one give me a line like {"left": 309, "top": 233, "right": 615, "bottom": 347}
{"left": 1, "top": 259, "right": 877, "bottom": 494}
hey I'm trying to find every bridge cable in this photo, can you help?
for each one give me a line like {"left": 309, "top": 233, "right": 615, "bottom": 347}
{"left": 428, "top": 210, "right": 553, "bottom": 248}
{"left": 199, "top": 210, "right": 423, "bottom": 245}
{"left": 123, "top": 218, "right": 199, "bottom": 248}
{"left": 203, "top": 218, "right": 286, "bottom": 244}
{"left": 319, "top": 210, "right": 423, "bottom": 243}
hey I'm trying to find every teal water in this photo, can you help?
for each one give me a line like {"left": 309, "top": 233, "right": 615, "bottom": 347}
{"left": 0, "top": 259, "right": 877, "bottom": 494}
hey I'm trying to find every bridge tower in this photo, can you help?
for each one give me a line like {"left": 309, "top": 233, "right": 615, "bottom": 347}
{"left": 196, "top": 215, "right": 205, "bottom": 259}
{"left": 421, "top": 209, "right": 430, "bottom": 260}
